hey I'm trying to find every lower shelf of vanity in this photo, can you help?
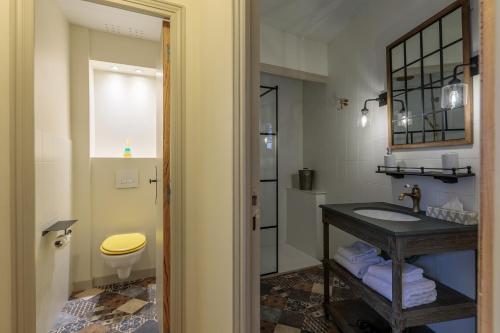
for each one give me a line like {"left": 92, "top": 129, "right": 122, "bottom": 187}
{"left": 327, "top": 299, "right": 435, "bottom": 333}
{"left": 326, "top": 260, "right": 476, "bottom": 328}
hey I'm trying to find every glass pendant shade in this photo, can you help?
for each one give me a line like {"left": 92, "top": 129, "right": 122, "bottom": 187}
{"left": 441, "top": 82, "right": 468, "bottom": 110}
{"left": 360, "top": 109, "right": 369, "bottom": 128}
{"left": 397, "top": 112, "right": 412, "bottom": 127}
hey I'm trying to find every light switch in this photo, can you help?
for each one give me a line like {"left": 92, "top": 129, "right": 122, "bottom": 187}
{"left": 115, "top": 169, "right": 139, "bottom": 189}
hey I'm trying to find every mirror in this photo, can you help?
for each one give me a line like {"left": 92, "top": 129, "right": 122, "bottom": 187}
{"left": 387, "top": 0, "right": 472, "bottom": 148}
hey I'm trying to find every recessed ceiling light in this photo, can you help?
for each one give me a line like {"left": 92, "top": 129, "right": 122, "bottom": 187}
{"left": 135, "top": 69, "right": 143, "bottom": 74}
{"left": 111, "top": 65, "right": 119, "bottom": 71}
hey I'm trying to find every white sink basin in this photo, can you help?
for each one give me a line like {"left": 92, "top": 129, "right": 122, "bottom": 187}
{"left": 353, "top": 209, "right": 421, "bottom": 222}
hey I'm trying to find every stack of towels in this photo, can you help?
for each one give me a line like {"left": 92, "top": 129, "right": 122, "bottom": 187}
{"left": 333, "top": 241, "right": 437, "bottom": 309}
{"left": 333, "top": 241, "right": 384, "bottom": 278}
{"left": 362, "top": 260, "right": 437, "bottom": 309}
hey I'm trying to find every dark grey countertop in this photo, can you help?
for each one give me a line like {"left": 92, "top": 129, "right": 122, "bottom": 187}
{"left": 320, "top": 202, "right": 478, "bottom": 236}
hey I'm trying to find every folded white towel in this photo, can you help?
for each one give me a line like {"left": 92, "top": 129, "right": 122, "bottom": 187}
{"left": 367, "top": 260, "right": 424, "bottom": 284}
{"left": 363, "top": 272, "right": 436, "bottom": 297}
{"left": 337, "top": 241, "right": 378, "bottom": 263}
{"left": 334, "top": 253, "right": 384, "bottom": 278}
{"left": 362, "top": 272, "right": 437, "bottom": 309}
{"left": 404, "top": 290, "right": 438, "bottom": 308}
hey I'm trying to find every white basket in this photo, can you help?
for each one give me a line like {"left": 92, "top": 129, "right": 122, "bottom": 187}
{"left": 426, "top": 206, "right": 478, "bottom": 225}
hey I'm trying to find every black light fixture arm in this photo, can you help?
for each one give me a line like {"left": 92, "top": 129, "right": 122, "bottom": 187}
{"left": 362, "top": 98, "right": 381, "bottom": 111}
{"left": 451, "top": 57, "right": 479, "bottom": 83}
{"left": 393, "top": 99, "right": 406, "bottom": 112}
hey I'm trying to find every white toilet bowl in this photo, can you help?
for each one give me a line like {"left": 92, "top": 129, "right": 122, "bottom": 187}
{"left": 100, "top": 233, "right": 146, "bottom": 280}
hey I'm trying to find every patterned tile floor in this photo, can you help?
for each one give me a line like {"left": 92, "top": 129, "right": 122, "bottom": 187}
{"left": 260, "top": 266, "right": 354, "bottom": 333}
{"left": 50, "top": 277, "right": 158, "bottom": 333}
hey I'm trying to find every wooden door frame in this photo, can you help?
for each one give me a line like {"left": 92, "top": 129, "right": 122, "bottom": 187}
{"left": 478, "top": 0, "right": 495, "bottom": 331}
{"left": 161, "top": 19, "right": 172, "bottom": 333}
{"left": 233, "top": 0, "right": 260, "bottom": 331}
{"left": 12, "top": 0, "right": 184, "bottom": 332}
{"left": 238, "top": 0, "right": 497, "bottom": 332}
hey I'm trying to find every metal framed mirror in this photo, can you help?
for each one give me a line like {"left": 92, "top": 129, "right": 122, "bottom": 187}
{"left": 386, "top": 0, "right": 473, "bottom": 149}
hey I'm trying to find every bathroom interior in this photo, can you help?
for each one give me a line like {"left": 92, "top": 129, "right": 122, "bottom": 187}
{"left": 258, "top": 0, "right": 479, "bottom": 333}
{"left": 32, "top": 0, "right": 482, "bottom": 332}
{"left": 35, "top": 0, "right": 165, "bottom": 332}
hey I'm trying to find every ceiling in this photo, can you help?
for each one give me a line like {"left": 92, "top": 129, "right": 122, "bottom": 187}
{"left": 57, "top": 0, "right": 162, "bottom": 41}
{"left": 260, "top": 0, "right": 367, "bottom": 43}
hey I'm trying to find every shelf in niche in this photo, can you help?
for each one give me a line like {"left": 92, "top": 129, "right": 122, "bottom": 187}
{"left": 90, "top": 156, "right": 157, "bottom": 159}
{"left": 42, "top": 220, "right": 78, "bottom": 236}
{"left": 376, "top": 165, "right": 475, "bottom": 184}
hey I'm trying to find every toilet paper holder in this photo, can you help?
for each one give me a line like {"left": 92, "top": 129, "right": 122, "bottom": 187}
{"left": 54, "top": 232, "right": 72, "bottom": 248}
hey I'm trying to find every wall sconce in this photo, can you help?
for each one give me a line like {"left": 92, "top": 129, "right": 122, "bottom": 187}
{"left": 360, "top": 93, "right": 387, "bottom": 128}
{"left": 360, "top": 97, "right": 381, "bottom": 128}
{"left": 441, "top": 57, "right": 478, "bottom": 110}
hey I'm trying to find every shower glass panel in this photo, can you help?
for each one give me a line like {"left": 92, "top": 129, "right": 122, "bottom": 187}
{"left": 260, "top": 85, "right": 278, "bottom": 276}
{"left": 260, "top": 181, "right": 277, "bottom": 228}
{"left": 260, "top": 228, "right": 278, "bottom": 275}
{"left": 260, "top": 135, "right": 277, "bottom": 180}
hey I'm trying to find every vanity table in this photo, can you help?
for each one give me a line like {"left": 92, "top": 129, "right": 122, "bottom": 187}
{"left": 321, "top": 202, "right": 477, "bottom": 333}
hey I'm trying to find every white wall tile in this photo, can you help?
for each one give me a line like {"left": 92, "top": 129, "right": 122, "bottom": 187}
{"left": 35, "top": 0, "right": 72, "bottom": 330}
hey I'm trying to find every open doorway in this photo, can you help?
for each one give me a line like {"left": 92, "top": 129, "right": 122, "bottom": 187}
{"left": 253, "top": 1, "right": 482, "bottom": 333}
{"left": 33, "top": 0, "right": 172, "bottom": 332}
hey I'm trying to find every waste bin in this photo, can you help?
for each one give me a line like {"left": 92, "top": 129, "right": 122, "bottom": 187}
{"left": 299, "top": 168, "right": 314, "bottom": 191}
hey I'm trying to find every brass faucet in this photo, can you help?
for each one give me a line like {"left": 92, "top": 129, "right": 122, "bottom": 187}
{"left": 398, "top": 184, "right": 421, "bottom": 213}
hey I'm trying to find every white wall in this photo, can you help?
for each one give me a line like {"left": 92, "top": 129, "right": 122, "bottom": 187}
{"left": 70, "top": 24, "right": 93, "bottom": 288}
{"left": 303, "top": 1, "right": 480, "bottom": 332}
{"left": 260, "top": 73, "right": 304, "bottom": 245}
{"left": 91, "top": 158, "right": 157, "bottom": 278}
{"left": 91, "top": 70, "right": 157, "bottom": 158}
{"left": 303, "top": 81, "right": 329, "bottom": 190}
{"left": 70, "top": 26, "right": 161, "bottom": 287}
{"left": 89, "top": 30, "right": 160, "bottom": 68}
{"left": 34, "top": 0, "right": 72, "bottom": 332}
{"left": 261, "top": 23, "right": 328, "bottom": 76}
{"left": 182, "top": 2, "right": 235, "bottom": 331}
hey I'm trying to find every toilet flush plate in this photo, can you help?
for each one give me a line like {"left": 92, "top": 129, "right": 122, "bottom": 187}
{"left": 115, "top": 169, "right": 139, "bottom": 188}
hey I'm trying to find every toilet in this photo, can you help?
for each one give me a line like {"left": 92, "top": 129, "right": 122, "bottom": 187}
{"left": 100, "top": 233, "right": 146, "bottom": 279}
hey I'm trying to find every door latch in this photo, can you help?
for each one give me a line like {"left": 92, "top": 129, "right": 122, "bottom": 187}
{"left": 166, "top": 184, "right": 171, "bottom": 204}
{"left": 252, "top": 194, "right": 258, "bottom": 230}
{"left": 149, "top": 166, "right": 159, "bottom": 204}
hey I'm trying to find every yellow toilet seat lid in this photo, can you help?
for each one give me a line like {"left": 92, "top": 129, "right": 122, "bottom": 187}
{"left": 100, "top": 233, "right": 146, "bottom": 255}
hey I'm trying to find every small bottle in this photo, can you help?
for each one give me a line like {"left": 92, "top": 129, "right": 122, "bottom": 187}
{"left": 123, "top": 139, "right": 132, "bottom": 158}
